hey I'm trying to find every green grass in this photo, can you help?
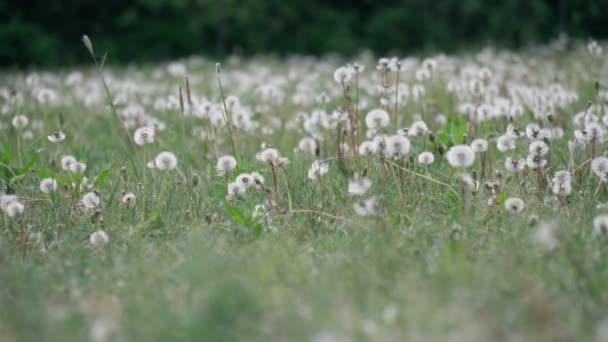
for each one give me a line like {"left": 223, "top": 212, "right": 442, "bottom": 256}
{"left": 1, "top": 40, "right": 608, "bottom": 341}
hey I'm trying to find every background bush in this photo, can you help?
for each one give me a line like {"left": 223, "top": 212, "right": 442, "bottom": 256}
{"left": 1, "top": 0, "right": 607, "bottom": 67}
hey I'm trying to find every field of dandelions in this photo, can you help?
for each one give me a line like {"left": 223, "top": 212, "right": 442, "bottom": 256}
{"left": 2, "top": 37, "right": 608, "bottom": 341}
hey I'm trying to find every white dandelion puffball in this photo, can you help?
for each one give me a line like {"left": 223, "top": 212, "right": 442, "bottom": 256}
{"left": 12, "top": 115, "right": 29, "bottom": 129}
{"left": 69, "top": 162, "right": 87, "bottom": 174}
{"left": 308, "top": 160, "right": 329, "bottom": 180}
{"left": 531, "top": 222, "right": 560, "bottom": 251}
{"left": 358, "top": 141, "right": 378, "bottom": 156}
{"left": 133, "top": 126, "right": 155, "bottom": 146}
{"left": 365, "top": 109, "right": 390, "bottom": 129}
{"left": 4, "top": 200, "right": 25, "bottom": 218}
{"left": 235, "top": 173, "right": 253, "bottom": 189}
{"left": 505, "top": 197, "right": 525, "bottom": 213}
{"left": 348, "top": 177, "right": 372, "bottom": 196}
{"left": 90, "top": 230, "right": 109, "bottom": 247}
{"left": 217, "top": 155, "right": 237, "bottom": 173}
{"left": 257, "top": 147, "right": 280, "bottom": 164}
{"left": 298, "top": 137, "right": 317, "bottom": 156}
{"left": 446, "top": 145, "right": 475, "bottom": 168}
{"left": 470, "top": 138, "right": 488, "bottom": 153}
{"left": 61, "top": 155, "right": 77, "bottom": 171}
{"left": 40, "top": 178, "right": 58, "bottom": 193}
{"left": 47, "top": 131, "right": 66, "bottom": 143}
{"left": 417, "top": 151, "right": 435, "bottom": 165}
{"left": 408, "top": 121, "right": 429, "bottom": 137}
{"left": 122, "top": 192, "right": 136, "bottom": 208}
{"left": 154, "top": 151, "right": 178, "bottom": 170}
{"left": 385, "top": 135, "right": 411, "bottom": 158}
{"left": 593, "top": 215, "right": 608, "bottom": 237}
{"left": 496, "top": 134, "right": 516, "bottom": 152}
{"left": 81, "top": 192, "right": 101, "bottom": 209}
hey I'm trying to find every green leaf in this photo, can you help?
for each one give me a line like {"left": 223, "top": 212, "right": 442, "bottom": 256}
{"left": 94, "top": 164, "right": 114, "bottom": 187}
{"left": 225, "top": 203, "right": 246, "bottom": 226}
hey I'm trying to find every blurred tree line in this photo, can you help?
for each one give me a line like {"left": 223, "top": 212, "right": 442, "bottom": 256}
{"left": 1, "top": 0, "right": 607, "bottom": 67}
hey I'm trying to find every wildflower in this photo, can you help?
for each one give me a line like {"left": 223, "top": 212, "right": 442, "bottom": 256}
{"left": 235, "top": 173, "right": 252, "bottom": 189}
{"left": 5, "top": 201, "right": 25, "bottom": 218}
{"left": 47, "top": 131, "right": 66, "bottom": 143}
{"left": 446, "top": 145, "right": 475, "bottom": 168}
{"left": 593, "top": 215, "right": 608, "bottom": 237}
{"left": 81, "top": 191, "right": 101, "bottom": 209}
{"left": 256, "top": 147, "right": 280, "bottom": 164}
{"left": 528, "top": 141, "right": 549, "bottom": 156}
{"left": 505, "top": 197, "right": 525, "bottom": 213}
{"left": 358, "top": 141, "right": 378, "bottom": 156}
{"left": 506, "top": 124, "right": 524, "bottom": 138}
{"left": 147, "top": 160, "right": 156, "bottom": 169}
{"left": 551, "top": 171, "right": 572, "bottom": 196}
{"left": 298, "top": 137, "right": 317, "bottom": 156}
{"left": 353, "top": 197, "right": 379, "bottom": 216}
{"left": 586, "top": 123, "right": 606, "bottom": 142}
{"left": 0, "top": 195, "right": 18, "bottom": 212}
{"left": 69, "top": 162, "right": 87, "bottom": 173}
{"left": 250, "top": 172, "right": 265, "bottom": 188}
{"left": 308, "top": 160, "right": 329, "bottom": 180}
{"left": 60, "top": 155, "right": 75, "bottom": 171}
{"left": 333, "top": 66, "right": 353, "bottom": 83}
{"left": 460, "top": 173, "right": 479, "bottom": 193}
{"left": 90, "top": 230, "right": 109, "bottom": 247}
{"left": 133, "top": 126, "right": 155, "bottom": 146}
{"left": 40, "top": 178, "right": 58, "bottom": 193}
{"left": 526, "top": 153, "right": 546, "bottom": 169}
{"left": 496, "top": 134, "right": 516, "bottom": 152}
{"left": 154, "top": 151, "right": 178, "bottom": 170}
{"left": 217, "top": 155, "right": 237, "bottom": 173}
{"left": 592, "top": 157, "right": 608, "bottom": 180}
{"left": 122, "top": 192, "right": 136, "bottom": 208}
{"left": 348, "top": 176, "right": 372, "bottom": 196}
{"left": 227, "top": 182, "right": 245, "bottom": 200}
{"left": 417, "top": 151, "right": 435, "bottom": 165}
{"left": 385, "top": 135, "right": 410, "bottom": 159}
{"left": 365, "top": 109, "right": 390, "bottom": 129}
{"left": 470, "top": 139, "right": 488, "bottom": 153}
{"left": 408, "top": 121, "right": 428, "bottom": 137}
{"left": 505, "top": 157, "right": 525, "bottom": 172}
{"left": 531, "top": 222, "right": 560, "bottom": 251}
{"left": 11, "top": 115, "right": 28, "bottom": 129}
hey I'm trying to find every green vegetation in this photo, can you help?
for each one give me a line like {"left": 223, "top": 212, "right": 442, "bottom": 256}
{"left": 1, "top": 0, "right": 608, "bottom": 66}
{"left": 1, "top": 38, "right": 608, "bottom": 341}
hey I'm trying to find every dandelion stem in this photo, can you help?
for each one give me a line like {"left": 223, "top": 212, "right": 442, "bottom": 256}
{"left": 384, "top": 159, "right": 461, "bottom": 200}
{"left": 216, "top": 67, "right": 240, "bottom": 171}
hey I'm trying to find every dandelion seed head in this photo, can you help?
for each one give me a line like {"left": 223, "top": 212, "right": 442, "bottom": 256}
{"left": 69, "top": 162, "right": 87, "bottom": 174}
{"left": 81, "top": 191, "right": 101, "bottom": 209}
{"left": 593, "top": 215, "right": 608, "bottom": 237}
{"left": 348, "top": 176, "right": 372, "bottom": 196}
{"left": 417, "top": 151, "right": 435, "bottom": 165}
{"left": 133, "top": 127, "right": 155, "bottom": 146}
{"left": 47, "top": 131, "right": 66, "bottom": 143}
{"left": 217, "top": 155, "right": 237, "bottom": 173}
{"left": 90, "top": 230, "right": 109, "bottom": 247}
{"left": 408, "top": 121, "right": 428, "bottom": 137}
{"left": 61, "top": 155, "right": 77, "bottom": 171}
{"left": 505, "top": 197, "right": 525, "bottom": 213}
{"left": 40, "top": 178, "right": 58, "bottom": 194}
{"left": 12, "top": 115, "right": 28, "bottom": 129}
{"left": 6, "top": 201, "right": 25, "bottom": 218}
{"left": 470, "top": 138, "right": 488, "bottom": 153}
{"left": 446, "top": 144, "right": 475, "bottom": 168}
{"left": 154, "top": 151, "right": 178, "bottom": 171}
{"left": 385, "top": 135, "right": 411, "bottom": 159}
{"left": 365, "top": 109, "right": 390, "bottom": 130}
{"left": 308, "top": 160, "right": 329, "bottom": 180}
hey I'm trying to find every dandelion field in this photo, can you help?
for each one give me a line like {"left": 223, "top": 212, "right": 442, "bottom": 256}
{"left": 2, "top": 38, "right": 608, "bottom": 341}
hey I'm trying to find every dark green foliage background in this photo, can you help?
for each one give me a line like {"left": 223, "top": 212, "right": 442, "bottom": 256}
{"left": 1, "top": 0, "right": 607, "bottom": 66}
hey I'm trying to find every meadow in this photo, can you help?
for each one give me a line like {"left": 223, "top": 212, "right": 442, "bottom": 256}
{"left": 1, "top": 37, "right": 608, "bottom": 341}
